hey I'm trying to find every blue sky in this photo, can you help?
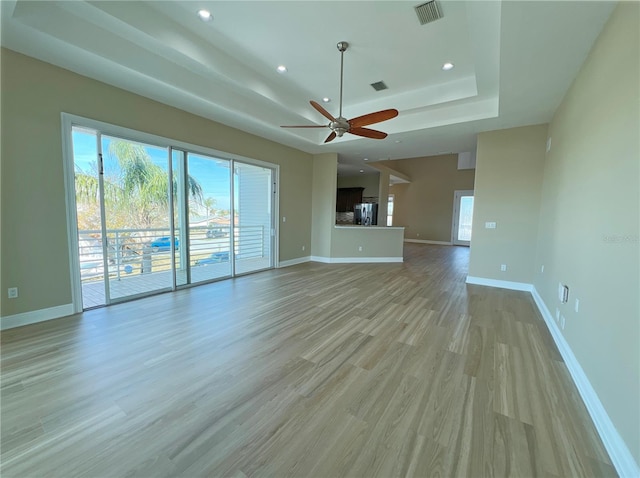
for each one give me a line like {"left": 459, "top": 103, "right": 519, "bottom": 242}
{"left": 72, "top": 128, "right": 231, "bottom": 209}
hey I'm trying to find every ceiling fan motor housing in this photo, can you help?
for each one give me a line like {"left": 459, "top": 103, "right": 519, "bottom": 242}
{"left": 331, "top": 117, "right": 350, "bottom": 137}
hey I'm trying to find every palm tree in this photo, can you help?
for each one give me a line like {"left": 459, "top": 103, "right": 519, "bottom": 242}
{"left": 75, "top": 140, "right": 203, "bottom": 231}
{"left": 203, "top": 197, "right": 217, "bottom": 220}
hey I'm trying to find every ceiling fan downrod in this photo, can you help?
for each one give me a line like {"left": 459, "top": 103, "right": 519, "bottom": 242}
{"left": 337, "top": 41, "right": 348, "bottom": 120}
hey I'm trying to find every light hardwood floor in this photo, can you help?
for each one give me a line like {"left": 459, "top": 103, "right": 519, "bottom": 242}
{"left": 1, "top": 244, "right": 615, "bottom": 477}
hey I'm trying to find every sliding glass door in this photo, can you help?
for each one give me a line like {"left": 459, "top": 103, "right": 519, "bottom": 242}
{"left": 68, "top": 118, "right": 276, "bottom": 310}
{"left": 72, "top": 130, "right": 178, "bottom": 307}
{"left": 186, "top": 153, "right": 232, "bottom": 284}
{"left": 235, "top": 162, "right": 274, "bottom": 275}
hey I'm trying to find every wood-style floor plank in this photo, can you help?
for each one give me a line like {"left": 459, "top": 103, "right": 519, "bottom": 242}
{"left": 0, "top": 244, "right": 615, "bottom": 477}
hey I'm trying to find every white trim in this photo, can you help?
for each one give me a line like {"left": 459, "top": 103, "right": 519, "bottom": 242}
{"left": 311, "top": 256, "right": 403, "bottom": 264}
{"left": 404, "top": 239, "right": 453, "bottom": 246}
{"left": 61, "top": 114, "right": 83, "bottom": 314}
{"left": 531, "top": 287, "right": 640, "bottom": 478}
{"left": 310, "top": 256, "right": 331, "bottom": 263}
{"left": 278, "top": 256, "right": 311, "bottom": 268}
{"left": 465, "top": 276, "right": 533, "bottom": 292}
{"left": 1, "top": 304, "right": 75, "bottom": 330}
{"left": 273, "top": 165, "right": 280, "bottom": 269}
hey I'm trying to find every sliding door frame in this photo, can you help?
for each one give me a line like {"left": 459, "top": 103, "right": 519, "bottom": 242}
{"left": 61, "top": 113, "right": 280, "bottom": 314}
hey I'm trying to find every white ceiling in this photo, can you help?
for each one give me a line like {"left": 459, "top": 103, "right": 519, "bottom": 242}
{"left": 1, "top": 1, "right": 615, "bottom": 175}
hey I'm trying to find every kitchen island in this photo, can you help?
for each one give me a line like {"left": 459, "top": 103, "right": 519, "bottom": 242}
{"left": 311, "top": 225, "right": 404, "bottom": 263}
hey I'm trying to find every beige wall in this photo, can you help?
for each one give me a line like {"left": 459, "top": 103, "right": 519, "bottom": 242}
{"left": 535, "top": 2, "right": 639, "bottom": 463}
{"left": 468, "top": 125, "right": 547, "bottom": 283}
{"left": 311, "top": 154, "right": 338, "bottom": 258}
{"left": 386, "top": 154, "right": 475, "bottom": 242}
{"left": 336, "top": 173, "right": 380, "bottom": 199}
{"left": 0, "top": 48, "right": 313, "bottom": 317}
{"left": 331, "top": 227, "right": 404, "bottom": 258}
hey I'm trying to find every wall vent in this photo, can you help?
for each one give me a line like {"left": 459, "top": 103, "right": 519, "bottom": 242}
{"left": 370, "top": 81, "right": 388, "bottom": 91}
{"left": 414, "top": 1, "right": 443, "bottom": 25}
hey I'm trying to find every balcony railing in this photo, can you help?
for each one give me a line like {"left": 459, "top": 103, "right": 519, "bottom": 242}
{"left": 78, "top": 225, "right": 266, "bottom": 282}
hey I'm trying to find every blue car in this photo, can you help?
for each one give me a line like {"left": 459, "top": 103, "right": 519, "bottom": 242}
{"left": 195, "top": 251, "right": 230, "bottom": 265}
{"left": 150, "top": 236, "right": 179, "bottom": 252}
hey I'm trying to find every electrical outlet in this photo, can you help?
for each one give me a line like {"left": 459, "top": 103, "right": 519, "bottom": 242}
{"left": 541, "top": 265, "right": 544, "bottom": 273}
{"left": 8, "top": 287, "right": 18, "bottom": 299}
{"left": 575, "top": 298, "right": 579, "bottom": 313}
{"left": 485, "top": 222, "right": 497, "bottom": 229}
{"left": 416, "top": 233, "right": 420, "bottom": 237}
{"left": 555, "top": 308, "right": 560, "bottom": 321}
{"left": 358, "top": 246, "right": 363, "bottom": 252}
{"left": 282, "top": 216, "right": 286, "bottom": 222}
{"left": 560, "top": 315, "right": 566, "bottom": 329}
{"left": 302, "top": 245, "right": 305, "bottom": 251}
{"left": 500, "top": 264, "right": 507, "bottom": 272}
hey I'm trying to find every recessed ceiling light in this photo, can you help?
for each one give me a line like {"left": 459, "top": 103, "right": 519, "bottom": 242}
{"left": 197, "top": 9, "right": 213, "bottom": 21}
{"left": 363, "top": 158, "right": 369, "bottom": 161}
{"left": 276, "top": 65, "right": 288, "bottom": 73}
{"left": 442, "top": 62, "right": 454, "bottom": 71}
{"left": 359, "top": 169, "right": 364, "bottom": 173}
{"left": 395, "top": 140, "right": 402, "bottom": 144}
{"left": 322, "top": 97, "right": 331, "bottom": 103}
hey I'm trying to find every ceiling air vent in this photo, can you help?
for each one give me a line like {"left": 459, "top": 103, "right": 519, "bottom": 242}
{"left": 370, "top": 81, "right": 388, "bottom": 92}
{"left": 414, "top": 1, "right": 443, "bottom": 25}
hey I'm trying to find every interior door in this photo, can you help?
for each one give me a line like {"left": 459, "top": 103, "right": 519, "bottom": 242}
{"left": 452, "top": 190, "right": 474, "bottom": 246}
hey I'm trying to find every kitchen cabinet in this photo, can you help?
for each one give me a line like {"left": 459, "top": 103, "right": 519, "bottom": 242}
{"left": 336, "top": 187, "right": 364, "bottom": 212}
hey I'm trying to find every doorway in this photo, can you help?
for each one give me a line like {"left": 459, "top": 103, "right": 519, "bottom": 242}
{"left": 452, "top": 190, "right": 474, "bottom": 246}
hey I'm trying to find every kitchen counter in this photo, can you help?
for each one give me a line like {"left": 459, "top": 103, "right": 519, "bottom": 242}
{"left": 334, "top": 225, "right": 405, "bottom": 230}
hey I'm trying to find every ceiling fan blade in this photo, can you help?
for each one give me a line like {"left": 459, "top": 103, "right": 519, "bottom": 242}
{"left": 324, "top": 131, "right": 337, "bottom": 143}
{"left": 349, "top": 109, "right": 399, "bottom": 128}
{"left": 310, "top": 100, "right": 336, "bottom": 123}
{"left": 280, "top": 125, "right": 327, "bottom": 128}
{"left": 349, "top": 127, "right": 387, "bottom": 140}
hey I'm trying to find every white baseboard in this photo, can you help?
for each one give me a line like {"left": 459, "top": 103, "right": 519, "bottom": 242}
{"left": 1, "top": 303, "right": 75, "bottom": 330}
{"left": 465, "top": 275, "right": 533, "bottom": 292}
{"left": 404, "top": 239, "right": 453, "bottom": 246}
{"left": 310, "top": 255, "right": 331, "bottom": 263}
{"left": 278, "top": 256, "right": 311, "bottom": 268}
{"left": 531, "top": 287, "right": 639, "bottom": 478}
{"left": 311, "top": 256, "right": 403, "bottom": 264}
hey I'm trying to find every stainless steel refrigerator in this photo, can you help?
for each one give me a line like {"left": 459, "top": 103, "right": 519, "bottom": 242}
{"left": 354, "top": 203, "right": 378, "bottom": 226}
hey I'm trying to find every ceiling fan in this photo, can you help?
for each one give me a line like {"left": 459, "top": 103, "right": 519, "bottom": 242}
{"left": 281, "top": 41, "right": 399, "bottom": 143}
